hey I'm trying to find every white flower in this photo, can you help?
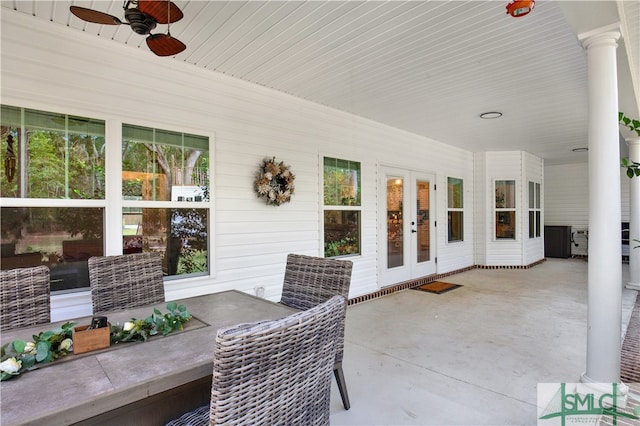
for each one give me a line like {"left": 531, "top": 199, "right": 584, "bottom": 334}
{"left": 59, "top": 338, "right": 73, "bottom": 351}
{"left": 23, "top": 341, "right": 37, "bottom": 355}
{"left": 0, "top": 357, "right": 22, "bottom": 374}
{"left": 123, "top": 321, "right": 135, "bottom": 332}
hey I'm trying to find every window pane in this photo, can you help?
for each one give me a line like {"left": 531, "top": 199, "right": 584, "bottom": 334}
{"left": 495, "top": 180, "right": 515, "bottom": 208}
{"left": 536, "top": 211, "right": 541, "bottom": 237}
{"left": 122, "top": 208, "right": 208, "bottom": 277}
{"left": 1, "top": 106, "right": 105, "bottom": 199}
{"left": 529, "top": 211, "right": 535, "bottom": 238}
{"left": 448, "top": 177, "right": 463, "bottom": 208}
{"left": 324, "top": 210, "right": 360, "bottom": 257}
{"left": 122, "top": 124, "right": 209, "bottom": 202}
{"left": 1, "top": 206, "right": 104, "bottom": 292}
{"left": 529, "top": 181, "right": 535, "bottom": 208}
{"left": 496, "top": 211, "right": 516, "bottom": 239}
{"left": 535, "top": 183, "right": 541, "bottom": 209}
{"left": 448, "top": 211, "right": 464, "bottom": 242}
{"left": 323, "top": 157, "right": 361, "bottom": 206}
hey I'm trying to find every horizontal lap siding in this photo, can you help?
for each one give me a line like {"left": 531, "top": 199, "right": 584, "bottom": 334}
{"left": 485, "top": 152, "right": 524, "bottom": 266}
{"left": 545, "top": 164, "right": 629, "bottom": 258}
{"left": 523, "top": 153, "right": 544, "bottom": 264}
{"left": 2, "top": 12, "right": 476, "bottom": 317}
{"left": 544, "top": 164, "right": 589, "bottom": 257}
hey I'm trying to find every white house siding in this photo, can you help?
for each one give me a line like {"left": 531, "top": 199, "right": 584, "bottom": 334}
{"left": 523, "top": 152, "right": 545, "bottom": 265}
{"left": 482, "top": 152, "right": 525, "bottom": 266}
{"left": 2, "top": 11, "right": 481, "bottom": 319}
{"left": 473, "top": 153, "right": 488, "bottom": 265}
{"left": 436, "top": 163, "right": 475, "bottom": 273}
{"left": 545, "top": 163, "right": 630, "bottom": 258}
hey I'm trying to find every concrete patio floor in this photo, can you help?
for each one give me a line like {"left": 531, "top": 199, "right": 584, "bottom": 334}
{"left": 329, "top": 258, "right": 638, "bottom": 425}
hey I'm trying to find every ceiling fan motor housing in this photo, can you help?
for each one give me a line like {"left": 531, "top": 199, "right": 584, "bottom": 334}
{"left": 124, "top": 8, "right": 156, "bottom": 34}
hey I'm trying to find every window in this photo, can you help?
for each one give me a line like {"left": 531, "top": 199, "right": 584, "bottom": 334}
{"left": 495, "top": 180, "right": 516, "bottom": 239}
{"left": 122, "top": 124, "right": 210, "bottom": 278}
{"left": 323, "top": 157, "right": 361, "bottom": 257}
{"left": 1, "top": 105, "right": 106, "bottom": 291}
{"left": 447, "top": 177, "right": 464, "bottom": 242}
{"left": 528, "top": 181, "right": 541, "bottom": 238}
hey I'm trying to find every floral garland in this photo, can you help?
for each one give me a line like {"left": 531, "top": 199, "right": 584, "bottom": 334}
{"left": 254, "top": 157, "right": 295, "bottom": 206}
{"left": 0, "top": 302, "right": 191, "bottom": 381}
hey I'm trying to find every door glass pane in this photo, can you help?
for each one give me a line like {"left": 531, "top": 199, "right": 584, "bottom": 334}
{"left": 387, "top": 177, "right": 403, "bottom": 268}
{"left": 416, "top": 180, "right": 430, "bottom": 263}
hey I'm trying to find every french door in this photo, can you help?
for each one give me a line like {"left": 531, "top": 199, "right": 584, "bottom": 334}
{"left": 379, "top": 166, "right": 436, "bottom": 286}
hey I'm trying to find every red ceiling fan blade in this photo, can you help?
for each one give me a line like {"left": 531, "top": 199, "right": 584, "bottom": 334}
{"left": 70, "top": 6, "right": 122, "bottom": 25}
{"left": 138, "top": 1, "right": 183, "bottom": 24}
{"left": 146, "top": 33, "right": 186, "bottom": 56}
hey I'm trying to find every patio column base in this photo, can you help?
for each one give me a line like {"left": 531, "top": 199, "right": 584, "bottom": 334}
{"left": 625, "top": 282, "right": 640, "bottom": 291}
{"left": 577, "top": 375, "right": 629, "bottom": 406}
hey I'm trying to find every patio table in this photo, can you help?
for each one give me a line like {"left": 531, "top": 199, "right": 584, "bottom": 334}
{"left": 0, "top": 290, "right": 297, "bottom": 426}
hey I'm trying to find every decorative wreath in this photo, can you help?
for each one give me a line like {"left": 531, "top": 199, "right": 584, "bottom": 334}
{"left": 254, "top": 157, "right": 295, "bottom": 206}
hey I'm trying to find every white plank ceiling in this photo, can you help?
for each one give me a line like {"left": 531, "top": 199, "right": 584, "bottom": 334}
{"left": 2, "top": 0, "right": 639, "bottom": 165}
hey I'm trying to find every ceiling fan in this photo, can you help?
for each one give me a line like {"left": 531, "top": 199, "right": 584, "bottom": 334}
{"left": 70, "top": 1, "right": 186, "bottom": 56}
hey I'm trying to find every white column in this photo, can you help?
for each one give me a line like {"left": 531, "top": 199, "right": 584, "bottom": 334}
{"left": 578, "top": 25, "right": 623, "bottom": 386}
{"left": 628, "top": 137, "right": 640, "bottom": 290}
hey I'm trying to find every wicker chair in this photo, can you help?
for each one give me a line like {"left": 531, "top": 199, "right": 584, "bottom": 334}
{"left": 0, "top": 265, "right": 51, "bottom": 332}
{"left": 280, "top": 253, "right": 354, "bottom": 410}
{"left": 88, "top": 252, "right": 165, "bottom": 314}
{"left": 166, "top": 295, "right": 346, "bottom": 426}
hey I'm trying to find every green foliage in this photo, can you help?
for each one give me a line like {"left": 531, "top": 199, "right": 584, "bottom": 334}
{"left": 620, "top": 112, "right": 640, "bottom": 135}
{"left": 177, "top": 249, "right": 208, "bottom": 274}
{"left": 323, "top": 163, "right": 361, "bottom": 206}
{"left": 109, "top": 302, "right": 192, "bottom": 343}
{"left": 324, "top": 234, "right": 359, "bottom": 257}
{"left": 620, "top": 112, "right": 640, "bottom": 178}
{"left": 0, "top": 321, "right": 76, "bottom": 381}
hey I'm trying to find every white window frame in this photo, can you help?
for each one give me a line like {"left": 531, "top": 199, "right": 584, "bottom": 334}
{"left": 320, "top": 154, "right": 362, "bottom": 258}
{"left": 528, "top": 181, "right": 541, "bottom": 239}
{"left": 494, "top": 179, "right": 517, "bottom": 240}
{"left": 447, "top": 176, "right": 464, "bottom": 243}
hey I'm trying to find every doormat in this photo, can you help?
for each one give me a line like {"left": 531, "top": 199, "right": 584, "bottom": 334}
{"left": 413, "top": 281, "right": 462, "bottom": 294}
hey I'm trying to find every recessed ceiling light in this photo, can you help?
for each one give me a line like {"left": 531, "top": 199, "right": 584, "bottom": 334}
{"left": 572, "top": 147, "right": 588, "bottom": 152}
{"left": 480, "top": 112, "right": 502, "bottom": 119}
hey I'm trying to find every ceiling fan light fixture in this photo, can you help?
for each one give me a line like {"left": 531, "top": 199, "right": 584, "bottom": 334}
{"left": 68, "top": 1, "right": 186, "bottom": 57}
{"left": 480, "top": 111, "right": 503, "bottom": 119}
{"left": 506, "top": 0, "right": 535, "bottom": 18}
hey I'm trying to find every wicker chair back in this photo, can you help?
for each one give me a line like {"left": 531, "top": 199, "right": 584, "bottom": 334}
{"left": 281, "top": 253, "right": 353, "bottom": 310}
{"left": 0, "top": 265, "right": 51, "bottom": 332}
{"left": 88, "top": 252, "right": 165, "bottom": 314}
{"left": 280, "top": 253, "right": 353, "bottom": 410}
{"left": 166, "top": 295, "right": 346, "bottom": 426}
